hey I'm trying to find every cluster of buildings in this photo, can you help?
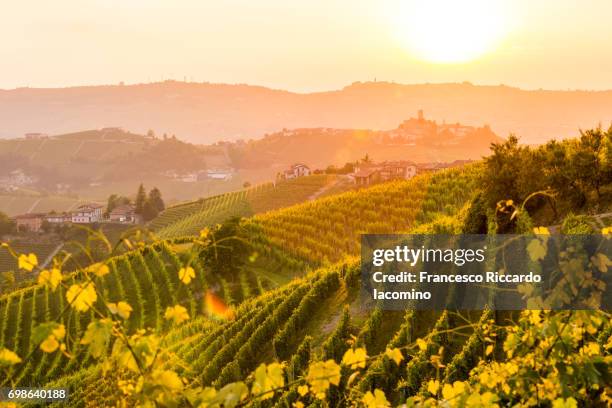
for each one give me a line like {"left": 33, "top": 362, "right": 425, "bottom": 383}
{"left": 162, "top": 168, "right": 235, "bottom": 182}
{"left": 350, "top": 159, "right": 472, "bottom": 186}
{"left": 379, "top": 110, "right": 479, "bottom": 144}
{"left": 351, "top": 161, "right": 418, "bottom": 186}
{"left": 12, "top": 203, "right": 140, "bottom": 233}
{"left": 0, "top": 169, "right": 37, "bottom": 191}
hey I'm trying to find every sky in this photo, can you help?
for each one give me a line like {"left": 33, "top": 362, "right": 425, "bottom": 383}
{"left": 2, "top": 0, "right": 612, "bottom": 92}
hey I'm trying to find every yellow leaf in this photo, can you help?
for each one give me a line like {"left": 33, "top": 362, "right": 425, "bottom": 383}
{"left": 297, "top": 385, "right": 309, "bottom": 396}
{"left": 151, "top": 369, "right": 184, "bottom": 392}
{"left": 485, "top": 345, "right": 494, "bottom": 356}
{"left": 591, "top": 253, "right": 611, "bottom": 273}
{"left": 18, "top": 253, "right": 38, "bottom": 271}
{"left": 66, "top": 282, "right": 98, "bottom": 312}
{"left": 81, "top": 319, "right": 113, "bottom": 358}
{"left": 527, "top": 238, "right": 547, "bottom": 262}
{"left": 533, "top": 226, "right": 550, "bottom": 235}
{"left": 252, "top": 363, "right": 285, "bottom": 400}
{"left": 306, "top": 360, "right": 341, "bottom": 399}
{"left": 427, "top": 379, "right": 440, "bottom": 395}
{"left": 164, "top": 305, "right": 190, "bottom": 324}
{"left": 40, "top": 335, "right": 60, "bottom": 353}
{"left": 88, "top": 263, "right": 110, "bottom": 277}
{"left": 416, "top": 338, "right": 428, "bottom": 352}
{"left": 385, "top": 348, "right": 403, "bottom": 365}
{"left": 107, "top": 301, "right": 133, "bottom": 319}
{"left": 38, "top": 268, "right": 63, "bottom": 291}
{"left": 552, "top": 397, "right": 578, "bottom": 408}
{"left": 362, "top": 389, "right": 390, "bottom": 408}
{"left": 0, "top": 348, "right": 22, "bottom": 366}
{"left": 341, "top": 347, "right": 367, "bottom": 369}
{"left": 442, "top": 381, "right": 467, "bottom": 401}
{"left": 178, "top": 266, "right": 195, "bottom": 284}
{"left": 52, "top": 324, "right": 66, "bottom": 340}
{"left": 602, "top": 227, "right": 611, "bottom": 235}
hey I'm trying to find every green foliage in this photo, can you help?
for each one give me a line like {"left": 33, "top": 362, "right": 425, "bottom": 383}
{"left": 483, "top": 127, "right": 612, "bottom": 230}
{"left": 135, "top": 183, "right": 147, "bottom": 215}
{"left": 200, "top": 217, "right": 250, "bottom": 281}
{"left": 106, "top": 194, "right": 131, "bottom": 216}
{"left": 0, "top": 211, "right": 16, "bottom": 236}
{"left": 561, "top": 213, "right": 595, "bottom": 234}
{"left": 148, "top": 187, "right": 165, "bottom": 213}
{"left": 320, "top": 306, "right": 352, "bottom": 363}
{"left": 150, "top": 175, "right": 335, "bottom": 238}
{"left": 461, "top": 193, "right": 488, "bottom": 234}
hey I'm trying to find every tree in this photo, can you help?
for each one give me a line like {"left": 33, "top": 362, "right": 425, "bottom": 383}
{"left": 106, "top": 194, "right": 131, "bottom": 217}
{"left": 0, "top": 211, "right": 15, "bottom": 236}
{"left": 41, "top": 220, "right": 53, "bottom": 234}
{"left": 141, "top": 200, "right": 158, "bottom": 222}
{"left": 135, "top": 184, "right": 147, "bottom": 214}
{"left": 148, "top": 187, "right": 165, "bottom": 213}
{"left": 200, "top": 217, "right": 249, "bottom": 281}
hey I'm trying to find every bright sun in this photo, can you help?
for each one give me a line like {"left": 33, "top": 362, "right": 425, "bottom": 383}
{"left": 394, "top": 0, "right": 508, "bottom": 63}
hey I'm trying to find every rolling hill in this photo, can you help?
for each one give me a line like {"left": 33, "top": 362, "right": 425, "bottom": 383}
{"left": 1, "top": 81, "right": 612, "bottom": 144}
{"left": 0, "top": 132, "right": 609, "bottom": 407}
{"left": 149, "top": 174, "right": 339, "bottom": 238}
{"left": 0, "top": 167, "right": 481, "bottom": 395}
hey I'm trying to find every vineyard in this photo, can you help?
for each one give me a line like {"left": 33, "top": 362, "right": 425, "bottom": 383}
{"left": 23, "top": 261, "right": 500, "bottom": 408}
{"left": 247, "top": 166, "right": 480, "bottom": 264}
{"left": 0, "top": 141, "right": 610, "bottom": 407}
{"left": 149, "top": 174, "right": 337, "bottom": 238}
{"left": 0, "top": 240, "right": 285, "bottom": 391}
{"left": 0, "top": 241, "right": 61, "bottom": 276}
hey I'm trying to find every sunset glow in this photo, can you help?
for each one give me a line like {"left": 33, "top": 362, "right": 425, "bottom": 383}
{"left": 393, "top": 0, "right": 509, "bottom": 63}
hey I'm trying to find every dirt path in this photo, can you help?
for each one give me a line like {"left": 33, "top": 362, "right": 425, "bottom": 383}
{"left": 307, "top": 175, "right": 350, "bottom": 201}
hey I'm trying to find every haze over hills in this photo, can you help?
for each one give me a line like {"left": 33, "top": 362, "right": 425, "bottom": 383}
{"left": 1, "top": 81, "right": 612, "bottom": 144}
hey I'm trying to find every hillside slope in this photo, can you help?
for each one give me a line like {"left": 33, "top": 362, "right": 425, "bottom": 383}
{"left": 2, "top": 81, "right": 612, "bottom": 144}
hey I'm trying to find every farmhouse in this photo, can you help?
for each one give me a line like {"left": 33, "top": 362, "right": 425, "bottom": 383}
{"left": 109, "top": 204, "right": 140, "bottom": 224}
{"left": 45, "top": 213, "right": 72, "bottom": 224}
{"left": 71, "top": 203, "right": 104, "bottom": 224}
{"left": 281, "top": 163, "right": 311, "bottom": 180}
{"left": 351, "top": 161, "right": 417, "bottom": 186}
{"left": 353, "top": 168, "right": 381, "bottom": 186}
{"left": 13, "top": 213, "right": 45, "bottom": 232}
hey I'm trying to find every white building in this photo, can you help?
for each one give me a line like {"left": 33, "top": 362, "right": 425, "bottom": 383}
{"left": 282, "top": 163, "right": 311, "bottom": 179}
{"left": 71, "top": 203, "right": 104, "bottom": 223}
{"left": 205, "top": 169, "right": 234, "bottom": 181}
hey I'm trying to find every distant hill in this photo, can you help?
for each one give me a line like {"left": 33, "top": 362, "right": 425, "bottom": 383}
{"left": 0, "top": 129, "right": 236, "bottom": 203}
{"left": 1, "top": 81, "right": 612, "bottom": 144}
{"left": 228, "top": 115, "right": 501, "bottom": 170}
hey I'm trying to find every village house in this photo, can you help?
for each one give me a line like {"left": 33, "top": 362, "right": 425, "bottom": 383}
{"left": 353, "top": 168, "right": 381, "bottom": 186}
{"left": 45, "top": 213, "right": 72, "bottom": 224}
{"left": 71, "top": 203, "right": 104, "bottom": 224}
{"left": 13, "top": 213, "right": 45, "bottom": 232}
{"left": 280, "top": 163, "right": 311, "bottom": 180}
{"left": 351, "top": 161, "right": 417, "bottom": 186}
{"left": 202, "top": 168, "right": 234, "bottom": 181}
{"left": 0, "top": 169, "right": 37, "bottom": 187}
{"left": 109, "top": 204, "right": 140, "bottom": 224}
